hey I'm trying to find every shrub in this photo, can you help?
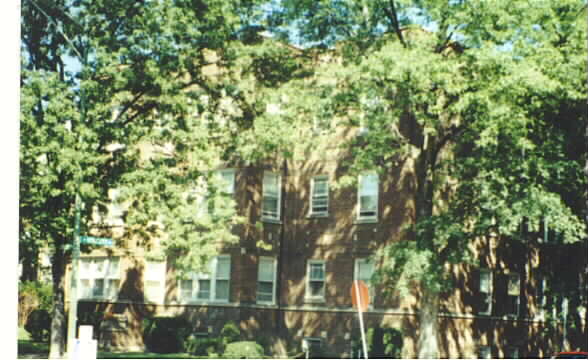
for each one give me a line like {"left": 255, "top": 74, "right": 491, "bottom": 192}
{"left": 352, "top": 327, "right": 403, "bottom": 358}
{"left": 220, "top": 321, "right": 241, "bottom": 344}
{"left": 223, "top": 341, "right": 264, "bottom": 359}
{"left": 19, "top": 281, "right": 53, "bottom": 326}
{"left": 24, "top": 309, "right": 51, "bottom": 342}
{"left": 185, "top": 336, "right": 222, "bottom": 356}
{"left": 142, "top": 316, "right": 192, "bottom": 353}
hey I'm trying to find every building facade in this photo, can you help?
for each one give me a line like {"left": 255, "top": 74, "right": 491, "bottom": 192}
{"left": 71, "top": 154, "right": 586, "bottom": 358}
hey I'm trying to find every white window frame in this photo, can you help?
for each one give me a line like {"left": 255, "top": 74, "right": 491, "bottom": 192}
{"left": 216, "top": 168, "right": 235, "bottom": 195}
{"left": 144, "top": 259, "right": 166, "bottom": 304}
{"left": 262, "top": 172, "right": 281, "bottom": 221}
{"left": 79, "top": 257, "right": 120, "bottom": 300}
{"left": 357, "top": 173, "right": 378, "bottom": 221}
{"left": 507, "top": 273, "right": 521, "bottom": 317}
{"left": 479, "top": 269, "right": 493, "bottom": 316}
{"left": 305, "top": 260, "right": 326, "bottom": 302}
{"left": 194, "top": 169, "right": 235, "bottom": 218}
{"left": 107, "top": 189, "right": 125, "bottom": 226}
{"left": 178, "top": 255, "right": 231, "bottom": 303}
{"left": 535, "top": 275, "right": 547, "bottom": 320}
{"left": 354, "top": 258, "right": 375, "bottom": 309}
{"left": 256, "top": 257, "right": 277, "bottom": 305}
{"left": 310, "top": 176, "right": 329, "bottom": 216}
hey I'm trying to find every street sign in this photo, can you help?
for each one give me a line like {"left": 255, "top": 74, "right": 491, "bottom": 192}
{"left": 80, "top": 236, "right": 114, "bottom": 247}
{"left": 351, "top": 280, "right": 370, "bottom": 312}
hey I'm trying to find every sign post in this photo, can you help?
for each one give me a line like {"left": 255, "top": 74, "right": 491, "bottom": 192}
{"left": 351, "top": 280, "right": 370, "bottom": 359}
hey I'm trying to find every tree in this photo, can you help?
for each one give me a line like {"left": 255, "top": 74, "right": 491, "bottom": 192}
{"left": 264, "top": 0, "right": 587, "bottom": 357}
{"left": 20, "top": 0, "right": 264, "bottom": 356}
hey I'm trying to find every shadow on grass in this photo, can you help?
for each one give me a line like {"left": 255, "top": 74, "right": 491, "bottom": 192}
{"left": 17, "top": 340, "right": 208, "bottom": 359}
{"left": 97, "top": 352, "right": 201, "bottom": 359}
{"left": 18, "top": 340, "right": 49, "bottom": 356}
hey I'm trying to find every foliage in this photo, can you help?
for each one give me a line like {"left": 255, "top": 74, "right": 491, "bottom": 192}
{"left": 25, "top": 309, "right": 52, "bottom": 342}
{"left": 352, "top": 327, "right": 403, "bottom": 358}
{"left": 222, "top": 341, "right": 265, "bottom": 359}
{"left": 263, "top": 0, "right": 587, "bottom": 357}
{"left": 141, "top": 316, "right": 192, "bottom": 354}
{"left": 20, "top": 0, "right": 267, "bottom": 355}
{"left": 18, "top": 281, "right": 54, "bottom": 326}
{"left": 18, "top": 340, "right": 50, "bottom": 356}
{"left": 184, "top": 336, "right": 222, "bottom": 357}
{"left": 220, "top": 321, "right": 241, "bottom": 345}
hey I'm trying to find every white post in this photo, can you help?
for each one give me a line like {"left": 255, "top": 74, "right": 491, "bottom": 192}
{"left": 354, "top": 281, "right": 369, "bottom": 359}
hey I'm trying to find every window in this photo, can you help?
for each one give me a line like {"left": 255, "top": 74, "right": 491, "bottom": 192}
{"left": 144, "top": 260, "right": 166, "bottom": 303}
{"left": 479, "top": 269, "right": 492, "bottom": 315}
{"left": 477, "top": 346, "right": 491, "bottom": 359}
{"left": 194, "top": 169, "right": 235, "bottom": 217}
{"left": 310, "top": 176, "right": 329, "bottom": 216}
{"left": 306, "top": 261, "right": 326, "bottom": 301}
{"left": 358, "top": 173, "right": 378, "bottom": 221}
{"left": 216, "top": 169, "right": 235, "bottom": 195}
{"left": 257, "top": 257, "right": 277, "bottom": 304}
{"left": 354, "top": 258, "right": 375, "bottom": 308}
{"left": 262, "top": 172, "right": 281, "bottom": 221}
{"left": 179, "top": 256, "right": 231, "bottom": 303}
{"left": 80, "top": 257, "right": 120, "bottom": 300}
{"left": 107, "top": 189, "right": 125, "bottom": 226}
{"left": 507, "top": 273, "right": 521, "bottom": 317}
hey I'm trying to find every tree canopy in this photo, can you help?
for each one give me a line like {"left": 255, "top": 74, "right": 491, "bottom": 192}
{"left": 262, "top": 0, "right": 587, "bottom": 357}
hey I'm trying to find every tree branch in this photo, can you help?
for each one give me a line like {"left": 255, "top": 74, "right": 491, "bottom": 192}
{"left": 382, "top": 0, "right": 407, "bottom": 48}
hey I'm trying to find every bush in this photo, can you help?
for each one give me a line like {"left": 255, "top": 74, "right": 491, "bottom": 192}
{"left": 185, "top": 336, "right": 222, "bottom": 356}
{"left": 220, "top": 321, "right": 240, "bottom": 344}
{"left": 352, "top": 327, "right": 403, "bottom": 358}
{"left": 142, "top": 316, "right": 192, "bottom": 354}
{"left": 223, "top": 341, "right": 264, "bottom": 359}
{"left": 19, "top": 281, "right": 53, "bottom": 326}
{"left": 24, "top": 309, "right": 51, "bottom": 342}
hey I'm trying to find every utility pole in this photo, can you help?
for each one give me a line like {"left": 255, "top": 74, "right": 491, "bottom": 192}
{"left": 27, "top": 2, "right": 88, "bottom": 356}
{"left": 67, "top": 194, "right": 82, "bottom": 358}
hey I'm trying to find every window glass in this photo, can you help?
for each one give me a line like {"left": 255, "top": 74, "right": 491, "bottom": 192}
{"left": 257, "top": 258, "right": 276, "bottom": 304}
{"left": 311, "top": 177, "right": 329, "bottom": 215}
{"left": 358, "top": 173, "right": 378, "bottom": 219}
{"left": 307, "top": 262, "right": 326, "bottom": 299}
{"left": 263, "top": 173, "right": 280, "bottom": 219}
{"left": 180, "top": 256, "right": 231, "bottom": 302}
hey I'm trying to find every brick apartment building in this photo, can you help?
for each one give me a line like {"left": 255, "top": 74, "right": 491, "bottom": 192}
{"left": 70, "top": 149, "right": 586, "bottom": 358}
{"left": 67, "top": 38, "right": 586, "bottom": 358}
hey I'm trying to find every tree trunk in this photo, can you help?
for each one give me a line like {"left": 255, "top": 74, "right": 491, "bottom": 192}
{"left": 49, "top": 246, "right": 67, "bottom": 358}
{"left": 414, "top": 140, "right": 440, "bottom": 358}
{"left": 417, "top": 286, "right": 440, "bottom": 359}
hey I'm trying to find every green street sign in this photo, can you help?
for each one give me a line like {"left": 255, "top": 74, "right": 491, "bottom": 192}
{"left": 80, "top": 236, "right": 114, "bottom": 247}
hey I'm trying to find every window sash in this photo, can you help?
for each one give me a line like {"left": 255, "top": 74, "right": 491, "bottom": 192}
{"left": 307, "top": 261, "right": 326, "bottom": 300}
{"left": 358, "top": 174, "right": 378, "bottom": 219}
{"left": 311, "top": 177, "right": 329, "bottom": 215}
{"left": 479, "top": 269, "right": 492, "bottom": 315}
{"left": 354, "top": 259, "right": 375, "bottom": 308}
{"left": 263, "top": 173, "right": 281, "bottom": 219}
{"left": 79, "top": 257, "right": 120, "bottom": 300}
{"left": 218, "top": 169, "right": 235, "bottom": 195}
{"left": 257, "top": 258, "right": 276, "bottom": 304}
{"left": 180, "top": 256, "right": 231, "bottom": 302}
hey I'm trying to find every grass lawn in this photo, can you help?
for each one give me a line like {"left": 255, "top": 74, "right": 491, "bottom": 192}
{"left": 98, "top": 352, "right": 201, "bottom": 359}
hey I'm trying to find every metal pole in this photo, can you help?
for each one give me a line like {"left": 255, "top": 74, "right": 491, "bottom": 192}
{"left": 67, "top": 192, "right": 82, "bottom": 359}
{"left": 354, "top": 281, "right": 369, "bottom": 359}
